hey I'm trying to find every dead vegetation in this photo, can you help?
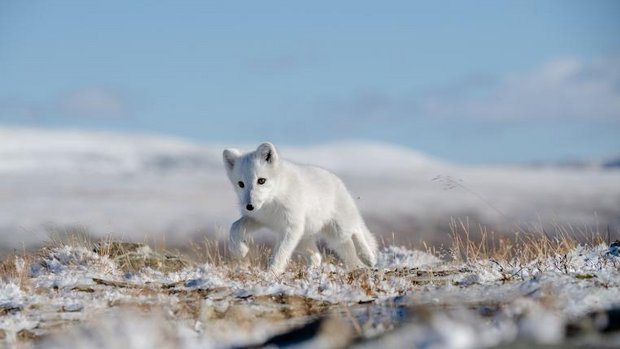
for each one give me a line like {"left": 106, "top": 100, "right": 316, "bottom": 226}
{"left": 447, "top": 217, "right": 606, "bottom": 264}
{"left": 0, "top": 224, "right": 616, "bottom": 347}
{"left": 0, "top": 220, "right": 612, "bottom": 287}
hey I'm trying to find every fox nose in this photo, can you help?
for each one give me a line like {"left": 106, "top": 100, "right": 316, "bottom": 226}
{"left": 246, "top": 204, "right": 254, "bottom": 211}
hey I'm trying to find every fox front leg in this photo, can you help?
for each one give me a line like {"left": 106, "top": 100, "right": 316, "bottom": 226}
{"left": 268, "top": 225, "right": 304, "bottom": 274}
{"left": 229, "top": 216, "right": 261, "bottom": 259}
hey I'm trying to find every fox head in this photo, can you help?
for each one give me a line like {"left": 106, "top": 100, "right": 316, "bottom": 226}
{"left": 223, "top": 142, "right": 280, "bottom": 213}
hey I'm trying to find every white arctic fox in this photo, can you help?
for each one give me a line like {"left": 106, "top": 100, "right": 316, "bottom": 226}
{"left": 223, "top": 142, "right": 378, "bottom": 274}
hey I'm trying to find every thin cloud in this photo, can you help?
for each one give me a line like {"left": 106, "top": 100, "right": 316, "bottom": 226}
{"left": 321, "top": 56, "right": 620, "bottom": 124}
{"left": 58, "top": 87, "right": 128, "bottom": 118}
{"left": 0, "top": 98, "right": 39, "bottom": 122}
{"left": 0, "top": 87, "right": 129, "bottom": 122}
{"left": 419, "top": 56, "right": 620, "bottom": 122}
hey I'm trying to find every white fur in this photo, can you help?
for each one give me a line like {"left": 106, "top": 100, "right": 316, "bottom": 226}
{"left": 223, "top": 142, "right": 378, "bottom": 274}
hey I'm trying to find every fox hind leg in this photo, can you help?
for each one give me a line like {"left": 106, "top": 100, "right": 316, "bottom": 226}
{"left": 330, "top": 239, "right": 365, "bottom": 269}
{"left": 296, "top": 236, "right": 322, "bottom": 267}
{"left": 322, "top": 219, "right": 376, "bottom": 269}
{"left": 352, "top": 227, "right": 377, "bottom": 267}
{"left": 322, "top": 224, "right": 364, "bottom": 269}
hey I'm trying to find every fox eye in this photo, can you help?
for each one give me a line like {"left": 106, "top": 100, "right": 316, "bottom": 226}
{"left": 238, "top": 181, "right": 244, "bottom": 188}
{"left": 257, "top": 178, "right": 266, "bottom": 185}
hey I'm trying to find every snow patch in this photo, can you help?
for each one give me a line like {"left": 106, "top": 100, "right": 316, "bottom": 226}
{"left": 0, "top": 283, "right": 26, "bottom": 311}
{"left": 377, "top": 245, "right": 441, "bottom": 268}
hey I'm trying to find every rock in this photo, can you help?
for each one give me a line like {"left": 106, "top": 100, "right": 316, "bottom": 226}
{"left": 252, "top": 294, "right": 332, "bottom": 320}
{"left": 61, "top": 302, "right": 83, "bottom": 312}
{"left": 248, "top": 316, "right": 352, "bottom": 349}
{"left": 607, "top": 241, "right": 620, "bottom": 257}
{"left": 567, "top": 307, "right": 620, "bottom": 335}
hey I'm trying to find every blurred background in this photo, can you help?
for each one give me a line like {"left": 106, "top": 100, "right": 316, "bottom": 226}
{"left": 1, "top": 1, "right": 619, "bottom": 252}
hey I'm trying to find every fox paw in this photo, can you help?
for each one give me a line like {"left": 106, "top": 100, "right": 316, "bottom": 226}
{"left": 229, "top": 241, "right": 249, "bottom": 259}
{"left": 267, "top": 259, "right": 286, "bottom": 275}
{"left": 305, "top": 252, "right": 322, "bottom": 267}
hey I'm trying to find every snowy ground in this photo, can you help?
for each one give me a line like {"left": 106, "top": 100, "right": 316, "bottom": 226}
{"left": 0, "top": 240, "right": 619, "bottom": 348}
{"left": 1, "top": 127, "right": 619, "bottom": 249}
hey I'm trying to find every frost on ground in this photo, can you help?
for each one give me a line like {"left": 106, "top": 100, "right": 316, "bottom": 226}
{"left": 0, "top": 241, "right": 619, "bottom": 348}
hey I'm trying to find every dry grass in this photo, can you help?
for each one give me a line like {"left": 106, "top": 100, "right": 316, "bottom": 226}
{"left": 46, "top": 225, "right": 98, "bottom": 249}
{"left": 187, "top": 237, "right": 272, "bottom": 268}
{"left": 0, "top": 222, "right": 614, "bottom": 346}
{"left": 447, "top": 217, "right": 606, "bottom": 264}
{"left": 0, "top": 251, "right": 32, "bottom": 289}
{"left": 0, "top": 218, "right": 611, "bottom": 284}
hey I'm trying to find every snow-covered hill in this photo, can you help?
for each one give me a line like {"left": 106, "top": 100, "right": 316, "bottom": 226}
{"left": 1, "top": 127, "right": 618, "bottom": 248}
{"left": 0, "top": 127, "right": 222, "bottom": 175}
{"left": 0, "top": 127, "right": 442, "bottom": 176}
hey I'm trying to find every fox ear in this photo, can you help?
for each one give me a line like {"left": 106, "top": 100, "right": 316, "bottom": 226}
{"left": 257, "top": 142, "right": 278, "bottom": 165}
{"left": 223, "top": 148, "right": 241, "bottom": 172}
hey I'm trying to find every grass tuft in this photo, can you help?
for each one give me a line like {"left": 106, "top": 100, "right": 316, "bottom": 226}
{"left": 447, "top": 217, "right": 605, "bottom": 264}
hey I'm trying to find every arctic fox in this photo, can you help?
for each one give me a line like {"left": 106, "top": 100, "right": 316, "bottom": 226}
{"left": 223, "top": 142, "right": 378, "bottom": 274}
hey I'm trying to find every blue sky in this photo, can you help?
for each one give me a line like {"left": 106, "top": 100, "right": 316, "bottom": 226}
{"left": 1, "top": 1, "right": 619, "bottom": 163}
